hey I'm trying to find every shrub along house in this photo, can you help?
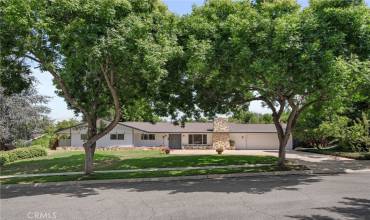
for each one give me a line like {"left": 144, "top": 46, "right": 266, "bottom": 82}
{"left": 56, "top": 118, "right": 292, "bottom": 150}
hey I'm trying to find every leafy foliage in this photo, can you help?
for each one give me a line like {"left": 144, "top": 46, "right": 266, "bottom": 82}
{"left": 0, "top": 0, "right": 34, "bottom": 95}
{"left": 0, "top": 86, "right": 50, "bottom": 147}
{"left": 296, "top": 112, "right": 369, "bottom": 152}
{"left": 1, "top": 0, "right": 181, "bottom": 173}
{"left": 173, "top": 0, "right": 369, "bottom": 165}
{"left": 295, "top": 69, "right": 369, "bottom": 150}
{"left": 30, "top": 134, "right": 52, "bottom": 148}
{"left": 0, "top": 146, "right": 47, "bottom": 166}
{"left": 229, "top": 110, "right": 291, "bottom": 124}
{"left": 339, "top": 113, "right": 370, "bottom": 152}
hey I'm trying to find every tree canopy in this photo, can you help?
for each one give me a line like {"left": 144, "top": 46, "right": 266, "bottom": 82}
{"left": 1, "top": 0, "right": 181, "bottom": 173}
{"left": 177, "top": 0, "right": 369, "bottom": 166}
{"left": 1, "top": 0, "right": 369, "bottom": 169}
{"left": 0, "top": 86, "right": 49, "bottom": 147}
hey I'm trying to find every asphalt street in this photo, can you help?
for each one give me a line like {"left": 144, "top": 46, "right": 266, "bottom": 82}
{"left": 1, "top": 173, "right": 370, "bottom": 220}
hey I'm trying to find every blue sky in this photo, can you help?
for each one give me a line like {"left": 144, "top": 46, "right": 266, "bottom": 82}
{"left": 34, "top": 0, "right": 369, "bottom": 120}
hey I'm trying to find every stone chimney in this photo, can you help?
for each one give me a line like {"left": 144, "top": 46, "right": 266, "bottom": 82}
{"left": 213, "top": 118, "right": 230, "bottom": 132}
{"left": 212, "top": 118, "right": 231, "bottom": 149}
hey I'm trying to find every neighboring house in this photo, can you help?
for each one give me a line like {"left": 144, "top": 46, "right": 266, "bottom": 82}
{"left": 56, "top": 118, "right": 293, "bottom": 150}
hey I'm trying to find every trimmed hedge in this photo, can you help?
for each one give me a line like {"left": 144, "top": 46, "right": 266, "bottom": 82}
{"left": 0, "top": 146, "right": 47, "bottom": 166}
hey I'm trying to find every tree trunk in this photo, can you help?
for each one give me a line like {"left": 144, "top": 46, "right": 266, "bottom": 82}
{"left": 271, "top": 114, "right": 292, "bottom": 168}
{"left": 271, "top": 114, "right": 288, "bottom": 168}
{"left": 84, "top": 146, "right": 94, "bottom": 174}
{"left": 80, "top": 65, "right": 121, "bottom": 174}
{"left": 277, "top": 134, "right": 290, "bottom": 168}
{"left": 83, "top": 117, "right": 97, "bottom": 175}
{"left": 30, "top": 55, "right": 122, "bottom": 175}
{"left": 264, "top": 96, "right": 320, "bottom": 169}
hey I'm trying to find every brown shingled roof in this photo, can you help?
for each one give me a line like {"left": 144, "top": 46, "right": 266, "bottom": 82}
{"left": 121, "top": 122, "right": 281, "bottom": 133}
{"left": 122, "top": 122, "right": 214, "bottom": 133}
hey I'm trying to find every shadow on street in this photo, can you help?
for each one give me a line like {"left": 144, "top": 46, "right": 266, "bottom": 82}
{"left": 1, "top": 174, "right": 323, "bottom": 199}
{"left": 287, "top": 197, "right": 370, "bottom": 220}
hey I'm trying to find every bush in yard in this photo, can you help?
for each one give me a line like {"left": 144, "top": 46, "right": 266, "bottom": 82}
{"left": 296, "top": 112, "right": 369, "bottom": 152}
{"left": 339, "top": 113, "right": 370, "bottom": 152}
{"left": 0, "top": 146, "right": 47, "bottom": 166}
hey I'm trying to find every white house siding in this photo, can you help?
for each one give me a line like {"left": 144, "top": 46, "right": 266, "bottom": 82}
{"left": 231, "top": 133, "right": 293, "bottom": 150}
{"left": 70, "top": 124, "right": 133, "bottom": 147}
{"left": 64, "top": 123, "right": 293, "bottom": 149}
{"left": 71, "top": 131, "right": 85, "bottom": 147}
{"left": 97, "top": 124, "right": 133, "bottom": 147}
{"left": 133, "top": 130, "right": 168, "bottom": 147}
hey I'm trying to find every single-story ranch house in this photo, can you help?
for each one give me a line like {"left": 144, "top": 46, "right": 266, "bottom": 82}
{"left": 57, "top": 118, "right": 292, "bottom": 150}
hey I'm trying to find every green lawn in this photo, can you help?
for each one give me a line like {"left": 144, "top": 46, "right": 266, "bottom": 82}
{"left": 1, "top": 165, "right": 307, "bottom": 185}
{"left": 299, "top": 148, "right": 370, "bottom": 160}
{"left": 0, "top": 149, "right": 278, "bottom": 176}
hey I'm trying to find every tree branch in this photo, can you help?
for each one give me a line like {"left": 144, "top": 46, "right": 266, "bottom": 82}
{"left": 263, "top": 98, "right": 278, "bottom": 116}
{"left": 276, "top": 97, "right": 286, "bottom": 118}
{"left": 245, "top": 96, "right": 264, "bottom": 102}
{"left": 31, "top": 53, "right": 91, "bottom": 120}
{"left": 24, "top": 54, "right": 41, "bottom": 63}
{"left": 83, "top": 60, "right": 121, "bottom": 148}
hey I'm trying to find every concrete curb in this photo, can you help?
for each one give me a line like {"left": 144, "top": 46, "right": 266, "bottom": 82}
{"left": 312, "top": 169, "right": 370, "bottom": 175}
{"left": 0, "top": 169, "right": 313, "bottom": 189}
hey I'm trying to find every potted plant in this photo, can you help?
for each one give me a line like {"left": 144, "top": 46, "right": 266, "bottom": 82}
{"left": 165, "top": 148, "right": 170, "bottom": 154}
{"left": 216, "top": 147, "right": 223, "bottom": 155}
{"left": 161, "top": 147, "right": 170, "bottom": 154}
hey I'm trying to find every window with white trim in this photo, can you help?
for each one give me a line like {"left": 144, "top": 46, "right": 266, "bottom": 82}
{"left": 141, "top": 134, "right": 155, "bottom": 140}
{"left": 110, "top": 133, "right": 125, "bottom": 140}
{"left": 188, "top": 134, "right": 207, "bottom": 145}
{"left": 117, "top": 134, "right": 125, "bottom": 140}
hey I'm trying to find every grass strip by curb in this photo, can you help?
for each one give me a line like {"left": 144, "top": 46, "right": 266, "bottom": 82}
{"left": 0, "top": 163, "right": 275, "bottom": 179}
{"left": 0, "top": 165, "right": 307, "bottom": 185}
{"left": 1, "top": 153, "right": 278, "bottom": 176}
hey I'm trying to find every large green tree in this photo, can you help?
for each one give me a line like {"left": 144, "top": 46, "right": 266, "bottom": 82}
{"left": 0, "top": 86, "right": 50, "bottom": 148}
{"left": 1, "top": 0, "right": 180, "bottom": 173}
{"left": 179, "top": 0, "right": 369, "bottom": 166}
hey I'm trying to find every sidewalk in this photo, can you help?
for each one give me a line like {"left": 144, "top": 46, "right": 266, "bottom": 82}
{"left": 0, "top": 163, "right": 273, "bottom": 179}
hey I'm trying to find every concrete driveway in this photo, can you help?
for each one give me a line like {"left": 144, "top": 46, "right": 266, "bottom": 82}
{"left": 171, "top": 149, "right": 370, "bottom": 174}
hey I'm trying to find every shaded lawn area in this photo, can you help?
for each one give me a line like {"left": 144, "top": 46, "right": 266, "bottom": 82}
{"left": 300, "top": 148, "right": 370, "bottom": 160}
{"left": 0, "top": 149, "right": 278, "bottom": 176}
{"left": 0, "top": 165, "right": 307, "bottom": 185}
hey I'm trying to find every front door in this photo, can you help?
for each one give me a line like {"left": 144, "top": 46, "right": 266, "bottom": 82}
{"left": 168, "top": 134, "right": 182, "bottom": 149}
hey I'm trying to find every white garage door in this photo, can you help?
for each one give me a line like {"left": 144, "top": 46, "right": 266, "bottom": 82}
{"left": 231, "top": 133, "right": 279, "bottom": 150}
{"left": 246, "top": 133, "right": 279, "bottom": 150}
